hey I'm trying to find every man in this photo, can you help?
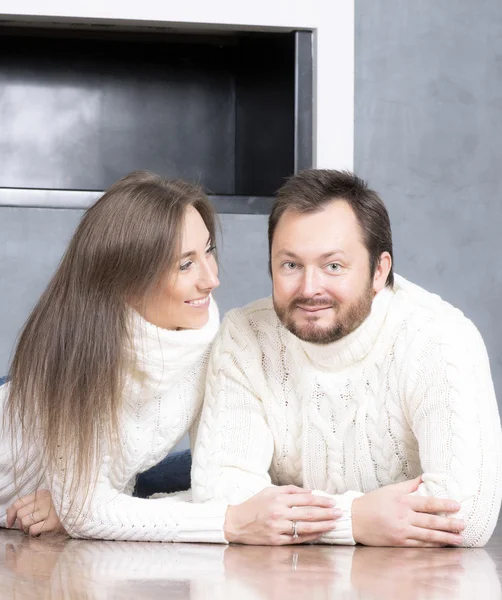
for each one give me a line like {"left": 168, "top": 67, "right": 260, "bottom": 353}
{"left": 192, "top": 169, "right": 502, "bottom": 547}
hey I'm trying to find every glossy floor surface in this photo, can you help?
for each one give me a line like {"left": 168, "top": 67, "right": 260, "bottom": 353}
{"left": 1, "top": 527, "right": 502, "bottom": 599}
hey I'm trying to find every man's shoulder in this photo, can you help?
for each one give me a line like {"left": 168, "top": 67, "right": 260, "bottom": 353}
{"left": 389, "top": 277, "right": 492, "bottom": 402}
{"left": 224, "top": 297, "right": 278, "bottom": 329}
{"left": 214, "top": 297, "right": 285, "bottom": 353}
{"left": 391, "top": 275, "right": 483, "bottom": 345}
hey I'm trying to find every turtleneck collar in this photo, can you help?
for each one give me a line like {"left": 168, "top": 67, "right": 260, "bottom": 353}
{"left": 128, "top": 297, "right": 220, "bottom": 394}
{"left": 292, "top": 285, "right": 395, "bottom": 371}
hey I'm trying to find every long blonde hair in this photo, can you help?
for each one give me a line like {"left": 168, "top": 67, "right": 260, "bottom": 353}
{"left": 5, "top": 171, "right": 216, "bottom": 526}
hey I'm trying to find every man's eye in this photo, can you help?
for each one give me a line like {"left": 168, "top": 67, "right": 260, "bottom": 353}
{"left": 327, "top": 263, "right": 341, "bottom": 272}
{"left": 283, "top": 262, "right": 297, "bottom": 270}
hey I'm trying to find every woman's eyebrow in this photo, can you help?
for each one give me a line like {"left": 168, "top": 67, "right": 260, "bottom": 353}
{"left": 179, "top": 237, "right": 212, "bottom": 259}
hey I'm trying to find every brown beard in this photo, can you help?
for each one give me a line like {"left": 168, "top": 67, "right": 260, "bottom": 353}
{"left": 274, "top": 283, "right": 374, "bottom": 345}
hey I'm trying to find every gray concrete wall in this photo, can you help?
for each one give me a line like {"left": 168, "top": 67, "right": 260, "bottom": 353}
{"left": 355, "top": 0, "right": 502, "bottom": 402}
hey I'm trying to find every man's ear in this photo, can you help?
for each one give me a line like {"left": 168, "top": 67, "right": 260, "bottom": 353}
{"left": 373, "top": 252, "right": 392, "bottom": 293}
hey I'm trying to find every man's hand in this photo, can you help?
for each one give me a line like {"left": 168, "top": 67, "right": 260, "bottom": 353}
{"left": 351, "top": 476, "right": 465, "bottom": 547}
{"left": 6, "top": 490, "right": 67, "bottom": 536}
{"left": 224, "top": 485, "right": 342, "bottom": 545}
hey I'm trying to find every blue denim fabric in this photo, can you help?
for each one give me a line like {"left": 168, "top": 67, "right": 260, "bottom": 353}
{"left": 134, "top": 449, "right": 192, "bottom": 498}
{"left": 0, "top": 376, "right": 7, "bottom": 386}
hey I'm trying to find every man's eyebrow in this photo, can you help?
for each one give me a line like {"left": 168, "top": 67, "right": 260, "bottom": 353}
{"left": 179, "top": 237, "right": 212, "bottom": 260}
{"left": 273, "top": 249, "right": 347, "bottom": 260}
{"left": 319, "top": 249, "right": 347, "bottom": 260}
{"left": 273, "top": 250, "right": 300, "bottom": 259}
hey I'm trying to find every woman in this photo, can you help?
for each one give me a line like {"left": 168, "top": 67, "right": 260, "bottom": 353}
{"left": 0, "top": 171, "right": 340, "bottom": 543}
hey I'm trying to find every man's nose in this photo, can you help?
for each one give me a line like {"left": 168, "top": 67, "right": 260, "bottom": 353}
{"left": 298, "top": 268, "right": 323, "bottom": 297}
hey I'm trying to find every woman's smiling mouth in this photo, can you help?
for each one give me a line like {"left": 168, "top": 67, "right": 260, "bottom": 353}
{"left": 185, "top": 296, "right": 210, "bottom": 307}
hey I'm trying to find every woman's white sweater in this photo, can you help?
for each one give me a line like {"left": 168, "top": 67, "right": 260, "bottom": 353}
{"left": 0, "top": 299, "right": 228, "bottom": 543}
{"left": 192, "top": 276, "right": 502, "bottom": 547}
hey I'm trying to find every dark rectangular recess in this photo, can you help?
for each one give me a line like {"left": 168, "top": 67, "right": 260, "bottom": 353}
{"left": 0, "top": 26, "right": 312, "bottom": 213}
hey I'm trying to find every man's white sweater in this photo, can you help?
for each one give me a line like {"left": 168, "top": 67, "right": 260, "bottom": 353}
{"left": 0, "top": 300, "right": 228, "bottom": 543}
{"left": 192, "top": 276, "right": 502, "bottom": 547}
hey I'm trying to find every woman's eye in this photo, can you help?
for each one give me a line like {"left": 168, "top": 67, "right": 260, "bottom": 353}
{"left": 206, "top": 244, "right": 217, "bottom": 255}
{"left": 180, "top": 260, "right": 193, "bottom": 272}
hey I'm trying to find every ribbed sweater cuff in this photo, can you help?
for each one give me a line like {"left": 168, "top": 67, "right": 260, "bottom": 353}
{"left": 312, "top": 490, "right": 364, "bottom": 545}
{"left": 174, "top": 501, "right": 229, "bottom": 544}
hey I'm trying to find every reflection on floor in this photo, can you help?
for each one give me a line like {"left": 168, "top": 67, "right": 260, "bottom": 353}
{"left": 1, "top": 527, "right": 502, "bottom": 599}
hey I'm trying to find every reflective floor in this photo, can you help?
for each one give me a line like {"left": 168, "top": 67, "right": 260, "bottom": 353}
{"left": 1, "top": 526, "right": 502, "bottom": 599}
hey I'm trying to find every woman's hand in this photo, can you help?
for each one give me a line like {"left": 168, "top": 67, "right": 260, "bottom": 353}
{"left": 6, "top": 490, "right": 67, "bottom": 536}
{"left": 224, "top": 485, "right": 341, "bottom": 545}
{"left": 351, "top": 476, "right": 465, "bottom": 547}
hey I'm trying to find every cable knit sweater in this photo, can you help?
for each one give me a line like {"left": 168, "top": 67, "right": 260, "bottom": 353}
{"left": 192, "top": 276, "right": 502, "bottom": 547}
{"left": 0, "top": 299, "right": 229, "bottom": 543}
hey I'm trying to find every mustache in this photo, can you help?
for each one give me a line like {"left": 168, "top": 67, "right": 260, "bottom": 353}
{"left": 289, "top": 297, "right": 337, "bottom": 308}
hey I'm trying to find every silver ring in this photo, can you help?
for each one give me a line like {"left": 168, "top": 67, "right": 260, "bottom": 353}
{"left": 29, "top": 513, "right": 35, "bottom": 522}
{"left": 292, "top": 520, "right": 299, "bottom": 539}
